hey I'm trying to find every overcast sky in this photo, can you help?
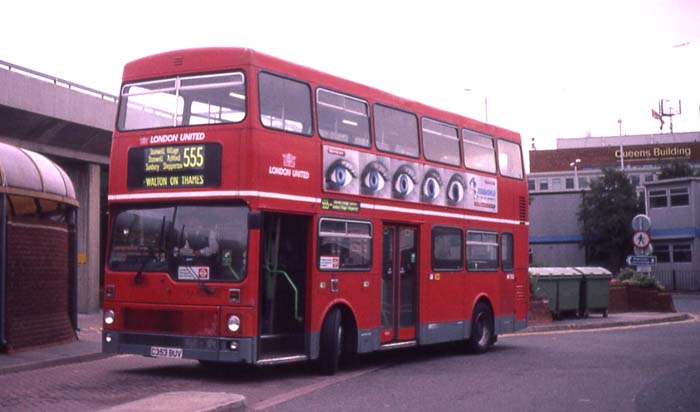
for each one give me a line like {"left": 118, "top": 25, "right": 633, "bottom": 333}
{"left": 2, "top": 0, "right": 699, "bottom": 150}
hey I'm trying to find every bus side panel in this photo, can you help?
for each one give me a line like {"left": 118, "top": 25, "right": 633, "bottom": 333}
{"left": 418, "top": 222, "right": 467, "bottom": 345}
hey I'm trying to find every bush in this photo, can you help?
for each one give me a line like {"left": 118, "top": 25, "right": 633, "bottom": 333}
{"left": 617, "top": 267, "right": 665, "bottom": 291}
{"left": 618, "top": 267, "right": 636, "bottom": 281}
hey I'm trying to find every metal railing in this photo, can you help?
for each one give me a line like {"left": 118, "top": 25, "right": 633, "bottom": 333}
{"left": 0, "top": 59, "right": 118, "bottom": 103}
{"left": 652, "top": 269, "right": 700, "bottom": 291}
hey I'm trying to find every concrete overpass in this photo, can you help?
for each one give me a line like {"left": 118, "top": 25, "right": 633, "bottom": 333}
{"left": 0, "top": 60, "right": 116, "bottom": 313}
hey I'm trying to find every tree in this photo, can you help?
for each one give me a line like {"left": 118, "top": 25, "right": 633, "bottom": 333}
{"left": 577, "top": 168, "right": 642, "bottom": 272}
{"left": 658, "top": 160, "right": 695, "bottom": 180}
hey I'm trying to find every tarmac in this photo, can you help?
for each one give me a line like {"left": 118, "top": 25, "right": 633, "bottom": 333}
{"left": 0, "top": 309, "right": 693, "bottom": 411}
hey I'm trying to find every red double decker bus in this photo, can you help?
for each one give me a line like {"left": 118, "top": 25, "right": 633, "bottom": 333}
{"left": 102, "top": 48, "right": 529, "bottom": 373}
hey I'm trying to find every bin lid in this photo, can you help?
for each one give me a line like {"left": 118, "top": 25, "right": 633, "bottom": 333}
{"left": 529, "top": 267, "right": 582, "bottom": 277}
{"left": 574, "top": 267, "right": 612, "bottom": 276}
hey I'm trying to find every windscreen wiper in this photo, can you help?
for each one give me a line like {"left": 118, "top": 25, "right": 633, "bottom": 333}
{"left": 134, "top": 216, "right": 167, "bottom": 284}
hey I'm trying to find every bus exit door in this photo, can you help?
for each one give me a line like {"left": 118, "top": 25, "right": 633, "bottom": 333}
{"left": 259, "top": 213, "right": 308, "bottom": 361}
{"left": 380, "top": 225, "right": 417, "bottom": 344}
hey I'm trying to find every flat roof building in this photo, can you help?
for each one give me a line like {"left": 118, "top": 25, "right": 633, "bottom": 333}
{"left": 528, "top": 132, "right": 699, "bottom": 289}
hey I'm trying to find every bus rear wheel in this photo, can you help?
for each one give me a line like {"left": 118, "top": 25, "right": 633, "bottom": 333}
{"left": 318, "top": 308, "right": 343, "bottom": 375}
{"left": 467, "top": 302, "right": 494, "bottom": 354}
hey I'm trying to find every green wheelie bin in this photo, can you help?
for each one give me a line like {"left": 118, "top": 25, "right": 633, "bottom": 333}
{"left": 530, "top": 267, "right": 583, "bottom": 319}
{"left": 576, "top": 267, "right": 612, "bottom": 317}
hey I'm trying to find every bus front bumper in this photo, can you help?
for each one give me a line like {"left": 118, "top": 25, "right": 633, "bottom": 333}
{"left": 102, "top": 331, "right": 256, "bottom": 364}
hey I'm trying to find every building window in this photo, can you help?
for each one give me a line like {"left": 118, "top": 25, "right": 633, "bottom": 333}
{"left": 578, "top": 177, "right": 589, "bottom": 189}
{"left": 528, "top": 179, "right": 535, "bottom": 191}
{"left": 539, "top": 179, "right": 548, "bottom": 191}
{"left": 672, "top": 243, "right": 692, "bottom": 263}
{"left": 649, "top": 189, "right": 668, "bottom": 208}
{"left": 655, "top": 243, "right": 692, "bottom": 263}
{"left": 670, "top": 188, "right": 689, "bottom": 206}
{"left": 644, "top": 174, "right": 654, "bottom": 183}
{"left": 655, "top": 244, "right": 670, "bottom": 263}
{"left": 565, "top": 177, "right": 574, "bottom": 189}
{"left": 630, "top": 175, "right": 640, "bottom": 187}
{"left": 551, "top": 178, "right": 562, "bottom": 190}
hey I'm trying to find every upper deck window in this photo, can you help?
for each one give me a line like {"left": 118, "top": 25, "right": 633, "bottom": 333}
{"left": 374, "top": 104, "right": 419, "bottom": 158}
{"left": 497, "top": 139, "right": 524, "bottom": 179}
{"left": 422, "top": 118, "right": 460, "bottom": 166}
{"left": 117, "top": 72, "right": 246, "bottom": 131}
{"left": 317, "top": 88, "right": 370, "bottom": 148}
{"left": 259, "top": 72, "right": 313, "bottom": 136}
{"left": 462, "top": 129, "right": 496, "bottom": 174}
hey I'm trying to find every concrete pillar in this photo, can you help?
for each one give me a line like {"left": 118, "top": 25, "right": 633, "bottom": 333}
{"left": 75, "top": 163, "right": 102, "bottom": 313}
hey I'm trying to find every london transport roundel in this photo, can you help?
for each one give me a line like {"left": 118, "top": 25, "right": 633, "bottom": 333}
{"left": 632, "top": 231, "right": 651, "bottom": 249}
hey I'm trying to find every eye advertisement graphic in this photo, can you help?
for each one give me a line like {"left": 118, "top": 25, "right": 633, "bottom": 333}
{"left": 323, "top": 145, "right": 497, "bottom": 213}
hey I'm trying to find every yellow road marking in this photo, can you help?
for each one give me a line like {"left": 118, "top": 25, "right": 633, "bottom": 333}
{"left": 503, "top": 314, "right": 699, "bottom": 338}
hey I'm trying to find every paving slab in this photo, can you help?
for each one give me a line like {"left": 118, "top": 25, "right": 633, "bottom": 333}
{"left": 97, "top": 391, "right": 246, "bottom": 412}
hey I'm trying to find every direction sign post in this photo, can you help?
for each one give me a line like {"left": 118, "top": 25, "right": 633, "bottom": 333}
{"left": 626, "top": 255, "right": 657, "bottom": 266}
{"left": 630, "top": 214, "right": 653, "bottom": 274}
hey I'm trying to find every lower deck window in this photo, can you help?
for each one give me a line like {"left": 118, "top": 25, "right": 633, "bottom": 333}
{"left": 467, "top": 230, "right": 498, "bottom": 271}
{"left": 318, "top": 218, "right": 372, "bottom": 271}
{"left": 431, "top": 226, "right": 463, "bottom": 271}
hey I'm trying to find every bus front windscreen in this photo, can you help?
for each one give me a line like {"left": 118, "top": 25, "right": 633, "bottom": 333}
{"left": 108, "top": 204, "right": 248, "bottom": 282}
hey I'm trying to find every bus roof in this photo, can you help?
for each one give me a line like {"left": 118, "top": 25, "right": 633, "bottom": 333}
{"left": 121, "top": 47, "right": 521, "bottom": 142}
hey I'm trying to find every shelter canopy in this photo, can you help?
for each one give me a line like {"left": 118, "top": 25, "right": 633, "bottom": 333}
{"left": 0, "top": 142, "right": 77, "bottom": 206}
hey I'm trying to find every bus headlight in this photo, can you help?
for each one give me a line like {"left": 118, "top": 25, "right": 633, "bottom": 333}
{"left": 104, "top": 309, "right": 116, "bottom": 325}
{"left": 227, "top": 315, "right": 241, "bottom": 332}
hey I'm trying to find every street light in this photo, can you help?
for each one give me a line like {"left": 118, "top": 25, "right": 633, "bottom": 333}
{"left": 570, "top": 159, "right": 581, "bottom": 190}
{"left": 464, "top": 88, "right": 488, "bottom": 122}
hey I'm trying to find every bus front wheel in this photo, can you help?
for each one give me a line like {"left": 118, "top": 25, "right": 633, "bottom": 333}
{"left": 467, "top": 302, "right": 494, "bottom": 354}
{"left": 319, "top": 308, "right": 343, "bottom": 375}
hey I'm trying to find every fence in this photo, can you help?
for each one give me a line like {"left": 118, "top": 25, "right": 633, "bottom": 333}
{"left": 652, "top": 269, "right": 700, "bottom": 291}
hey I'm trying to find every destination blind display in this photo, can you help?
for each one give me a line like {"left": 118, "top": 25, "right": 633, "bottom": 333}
{"left": 127, "top": 143, "right": 222, "bottom": 189}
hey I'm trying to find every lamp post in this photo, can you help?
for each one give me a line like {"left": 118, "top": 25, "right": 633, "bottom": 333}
{"left": 570, "top": 158, "right": 581, "bottom": 190}
{"left": 464, "top": 88, "right": 488, "bottom": 122}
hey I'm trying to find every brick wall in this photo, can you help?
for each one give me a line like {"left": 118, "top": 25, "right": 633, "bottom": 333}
{"left": 5, "top": 218, "right": 76, "bottom": 352}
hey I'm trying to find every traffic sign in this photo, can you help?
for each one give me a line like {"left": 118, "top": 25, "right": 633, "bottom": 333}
{"left": 626, "top": 255, "right": 657, "bottom": 266}
{"left": 631, "top": 214, "right": 652, "bottom": 232}
{"left": 632, "top": 231, "right": 651, "bottom": 248}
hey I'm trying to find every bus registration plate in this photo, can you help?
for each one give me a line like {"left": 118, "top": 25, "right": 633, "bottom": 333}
{"left": 150, "top": 346, "right": 183, "bottom": 359}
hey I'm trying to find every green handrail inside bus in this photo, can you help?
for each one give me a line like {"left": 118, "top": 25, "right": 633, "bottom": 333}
{"left": 265, "top": 266, "right": 302, "bottom": 323}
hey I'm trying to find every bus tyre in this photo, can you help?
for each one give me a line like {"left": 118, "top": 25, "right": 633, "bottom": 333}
{"left": 319, "top": 308, "right": 343, "bottom": 375}
{"left": 467, "top": 302, "right": 494, "bottom": 354}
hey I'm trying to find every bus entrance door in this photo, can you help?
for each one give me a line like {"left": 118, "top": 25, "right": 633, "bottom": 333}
{"left": 380, "top": 225, "right": 417, "bottom": 344}
{"left": 259, "top": 213, "right": 309, "bottom": 361}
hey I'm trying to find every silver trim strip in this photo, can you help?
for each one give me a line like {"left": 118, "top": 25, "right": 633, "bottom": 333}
{"left": 255, "top": 354, "right": 308, "bottom": 366}
{"left": 379, "top": 340, "right": 417, "bottom": 350}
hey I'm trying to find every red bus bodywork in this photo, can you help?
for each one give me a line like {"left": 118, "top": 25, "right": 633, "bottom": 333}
{"left": 102, "top": 48, "right": 529, "bottom": 370}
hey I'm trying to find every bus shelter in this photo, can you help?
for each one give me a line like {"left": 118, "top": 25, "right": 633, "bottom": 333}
{"left": 0, "top": 142, "right": 79, "bottom": 352}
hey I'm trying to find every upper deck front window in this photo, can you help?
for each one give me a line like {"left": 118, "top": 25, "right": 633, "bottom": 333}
{"left": 117, "top": 72, "right": 246, "bottom": 131}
